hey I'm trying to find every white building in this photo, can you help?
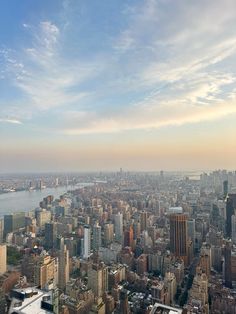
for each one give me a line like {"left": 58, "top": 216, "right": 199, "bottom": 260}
{"left": 150, "top": 302, "right": 182, "bottom": 314}
{"left": 83, "top": 225, "right": 91, "bottom": 259}
{"left": 8, "top": 287, "right": 59, "bottom": 314}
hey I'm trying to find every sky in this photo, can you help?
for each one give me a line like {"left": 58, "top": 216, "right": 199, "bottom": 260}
{"left": 0, "top": 0, "right": 236, "bottom": 172}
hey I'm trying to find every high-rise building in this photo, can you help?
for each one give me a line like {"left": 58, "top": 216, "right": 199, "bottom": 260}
{"left": 199, "top": 254, "right": 211, "bottom": 278}
{"left": 4, "top": 213, "right": 25, "bottom": 236}
{"left": 58, "top": 237, "right": 69, "bottom": 291}
{"left": 187, "top": 218, "right": 195, "bottom": 251}
{"left": 45, "top": 222, "right": 57, "bottom": 250}
{"left": 140, "top": 211, "right": 148, "bottom": 232}
{"left": 88, "top": 263, "right": 108, "bottom": 297}
{"left": 223, "top": 180, "right": 228, "bottom": 199}
{"left": 226, "top": 194, "right": 236, "bottom": 238}
{"left": 133, "top": 221, "right": 141, "bottom": 240}
{"left": 104, "top": 223, "right": 114, "bottom": 246}
{"left": 164, "top": 272, "right": 177, "bottom": 305}
{"left": 0, "top": 219, "right": 3, "bottom": 243}
{"left": 0, "top": 244, "right": 7, "bottom": 274}
{"left": 119, "top": 289, "right": 129, "bottom": 314}
{"left": 169, "top": 213, "right": 188, "bottom": 264}
{"left": 124, "top": 226, "right": 134, "bottom": 248}
{"left": 34, "top": 255, "right": 57, "bottom": 289}
{"left": 114, "top": 213, "right": 123, "bottom": 243}
{"left": 224, "top": 240, "right": 232, "bottom": 288}
{"left": 188, "top": 267, "right": 209, "bottom": 313}
{"left": 90, "top": 297, "right": 106, "bottom": 314}
{"left": 232, "top": 215, "right": 236, "bottom": 244}
{"left": 83, "top": 225, "right": 91, "bottom": 259}
{"left": 92, "top": 223, "right": 102, "bottom": 251}
{"left": 136, "top": 254, "right": 148, "bottom": 275}
{"left": 36, "top": 210, "right": 51, "bottom": 228}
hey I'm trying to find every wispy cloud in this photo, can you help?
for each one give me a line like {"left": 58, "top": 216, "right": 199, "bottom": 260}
{"left": 2, "top": 20, "right": 99, "bottom": 114}
{"left": 0, "top": 118, "right": 23, "bottom": 125}
{"left": 1, "top": 0, "right": 236, "bottom": 136}
{"left": 60, "top": 97, "right": 236, "bottom": 135}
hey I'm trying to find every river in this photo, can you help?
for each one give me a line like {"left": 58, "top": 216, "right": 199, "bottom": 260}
{"left": 0, "top": 184, "right": 91, "bottom": 217}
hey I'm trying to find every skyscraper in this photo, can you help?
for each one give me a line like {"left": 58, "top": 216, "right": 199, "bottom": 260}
{"left": 34, "top": 255, "right": 57, "bottom": 289}
{"left": 92, "top": 222, "right": 102, "bottom": 251}
{"left": 104, "top": 223, "right": 114, "bottom": 246}
{"left": 170, "top": 213, "right": 188, "bottom": 264}
{"left": 226, "top": 194, "right": 236, "bottom": 238}
{"left": 223, "top": 180, "right": 228, "bottom": 199}
{"left": 232, "top": 215, "right": 236, "bottom": 244}
{"left": 124, "top": 225, "right": 134, "bottom": 248}
{"left": 83, "top": 225, "right": 91, "bottom": 259}
{"left": 0, "top": 244, "right": 7, "bottom": 274}
{"left": 45, "top": 222, "right": 57, "bottom": 250}
{"left": 58, "top": 237, "right": 69, "bottom": 291}
{"left": 224, "top": 240, "right": 232, "bottom": 288}
{"left": 114, "top": 213, "right": 123, "bottom": 243}
{"left": 119, "top": 289, "right": 129, "bottom": 314}
{"left": 140, "top": 210, "right": 148, "bottom": 232}
{"left": 4, "top": 212, "right": 25, "bottom": 236}
{"left": 88, "top": 263, "right": 108, "bottom": 297}
{"left": 133, "top": 221, "right": 141, "bottom": 240}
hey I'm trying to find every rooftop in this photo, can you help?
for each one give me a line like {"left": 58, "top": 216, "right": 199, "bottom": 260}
{"left": 8, "top": 287, "right": 55, "bottom": 314}
{"left": 150, "top": 302, "right": 183, "bottom": 314}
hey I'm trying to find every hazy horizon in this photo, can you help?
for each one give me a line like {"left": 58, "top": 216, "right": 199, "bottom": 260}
{"left": 0, "top": 169, "right": 231, "bottom": 176}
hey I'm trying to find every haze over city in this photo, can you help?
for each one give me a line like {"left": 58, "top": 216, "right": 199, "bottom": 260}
{"left": 1, "top": 0, "right": 236, "bottom": 172}
{"left": 2, "top": 2, "right": 236, "bottom": 314}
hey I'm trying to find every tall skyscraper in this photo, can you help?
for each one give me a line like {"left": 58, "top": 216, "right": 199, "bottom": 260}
{"left": 223, "top": 180, "right": 228, "bottom": 199}
{"left": 140, "top": 211, "right": 148, "bottom": 232}
{"left": 92, "top": 222, "right": 102, "bottom": 251}
{"left": 34, "top": 255, "right": 57, "bottom": 289}
{"left": 83, "top": 225, "right": 91, "bottom": 259}
{"left": 226, "top": 194, "right": 236, "bottom": 238}
{"left": 114, "top": 213, "right": 123, "bottom": 243}
{"left": 133, "top": 221, "right": 141, "bottom": 240}
{"left": 104, "top": 223, "right": 114, "bottom": 246}
{"left": 124, "top": 225, "right": 134, "bottom": 248}
{"left": 170, "top": 213, "right": 188, "bottom": 264}
{"left": 0, "top": 244, "right": 7, "bottom": 274}
{"left": 58, "top": 237, "right": 69, "bottom": 291}
{"left": 88, "top": 263, "right": 108, "bottom": 297}
{"left": 45, "top": 222, "right": 57, "bottom": 250}
{"left": 187, "top": 218, "right": 196, "bottom": 251}
{"left": 224, "top": 240, "right": 232, "bottom": 288}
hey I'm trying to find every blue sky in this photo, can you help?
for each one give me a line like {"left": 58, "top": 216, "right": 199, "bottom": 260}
{"left": 1, "top": 0, "right": 236, "bottom": 172}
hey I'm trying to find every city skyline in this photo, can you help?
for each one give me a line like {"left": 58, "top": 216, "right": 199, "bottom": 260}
{"left": 1, "top": 0, "right": 236, "bottom": 172}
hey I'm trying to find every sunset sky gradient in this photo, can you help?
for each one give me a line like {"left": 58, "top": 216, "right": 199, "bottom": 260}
{"left": 1, "top": 0, "right": 236, "bottom": 172}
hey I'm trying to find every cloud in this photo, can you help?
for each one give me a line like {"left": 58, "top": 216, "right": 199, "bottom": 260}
{"left": 2, "top": 20, "right": 99, "bottom": 113}
{"left": 0, "top": 118, "right": 23, "bottom": 125}
{"left": 60, "top": 96, "right": 236, "bottom": 135}
{"left": 1, "top": 0, "right": 236, "bottom": 136}
{"left": 22, "top": 23, "right": 30, "bottom": 29}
